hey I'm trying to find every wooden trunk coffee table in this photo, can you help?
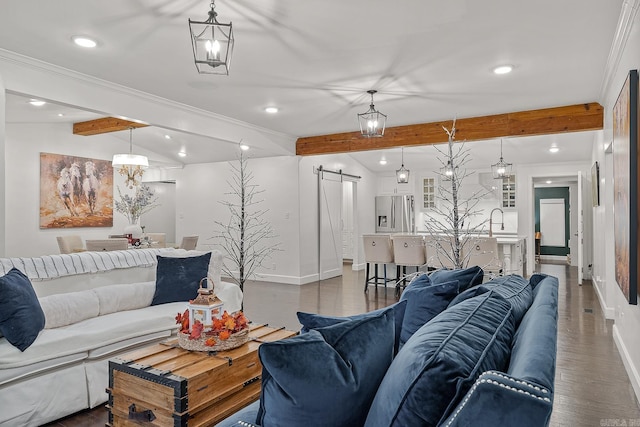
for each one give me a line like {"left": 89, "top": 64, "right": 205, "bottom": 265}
{"left": 106, "top": 324, "right": 296, "bottom": 427}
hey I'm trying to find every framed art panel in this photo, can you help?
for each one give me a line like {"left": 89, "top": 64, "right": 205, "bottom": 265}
{"left": 613, "top": 69, "right": 639, "bottom": 305}
{"left": 40, "top": 153, "right": 114, "bottom": 228}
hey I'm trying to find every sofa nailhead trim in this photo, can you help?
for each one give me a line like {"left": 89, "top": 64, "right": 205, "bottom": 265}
{"left": 443, "top": 372, "right": 551, "bottom": 427}
{"left": 486, "top": 370, "right": 550, "bottom": 393}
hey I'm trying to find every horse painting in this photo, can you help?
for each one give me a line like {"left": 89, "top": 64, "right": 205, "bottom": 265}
{"left": 83, "top": 161, "right": 100, "bottom": 214}
{"left": 70, "top": 162, "right": 84, "bottom": 207}
{"left": 57, "top": 167, "right": 78, "bottom": 217}
{"left": 40, "top": 153, "right": 113, "bottom": 228}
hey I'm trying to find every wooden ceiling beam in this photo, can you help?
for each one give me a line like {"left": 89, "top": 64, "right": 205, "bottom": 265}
{"left": 73, "top": 117, "right": 149, "bottom": 136}
{"left": 296, "top": 102, "right": 603, "bottom": 156}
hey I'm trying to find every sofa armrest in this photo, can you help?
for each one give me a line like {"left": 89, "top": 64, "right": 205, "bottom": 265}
{"left": 440, "top": 371, "right": 553, "bottom": 427}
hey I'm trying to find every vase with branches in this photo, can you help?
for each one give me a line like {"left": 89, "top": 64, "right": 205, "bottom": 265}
{"left": 212, "top": 149, "right": 280, "bottom": 295}
{"left": 424, "top": 119, "right": 489, "bottom": 268}
{"left": 114, "top": 185, "right": 159, "bottom": 238}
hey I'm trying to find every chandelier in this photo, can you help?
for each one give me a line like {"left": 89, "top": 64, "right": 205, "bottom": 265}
{"left": 491, "top": 139, "right": 512, "bottom": 179}
{"left": 396, "top": 147, "right": 410, "bottom": 184}
{"left": 358, "top": 90, "right": 387, "bottom": 137}
{"left": 442, "top": 160, "right": 457, "bottom": 180}
{"left": 112, "top": 128, "right": 148, "bottom": 189}
{"left": 189, "top": 0, "right": 234, "bottom": 75}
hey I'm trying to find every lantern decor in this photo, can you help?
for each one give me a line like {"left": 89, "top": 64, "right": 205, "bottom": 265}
{"left": 176, "top": 278, "right": 249, "bottom": 352}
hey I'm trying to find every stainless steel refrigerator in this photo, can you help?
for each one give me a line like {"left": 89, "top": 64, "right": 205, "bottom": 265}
{"left": 375, "top": 195, "right": 415, "bottom": 233}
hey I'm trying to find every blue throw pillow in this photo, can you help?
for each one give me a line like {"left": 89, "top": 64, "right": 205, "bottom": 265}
{"left": 364, "top": 292, "right": 515, "bottom": 427}
{"left": 297, "top": 300, "right": 407, "bottom": 353}
{"left": 398, "top": 279, "right": 459, "bottom": 348}
{"left": 151, "top": 253, "right": 212, "bottom": 306}
{"left": 0, "top": 268, "right": 45, "bottom": 351}
{"left": 405, "top": 272, "right": 432, "bottom": 288}
{"left": 429, "top": 266, "right": 484, "bottom": 292}
{"left": 449, "top": 274, "right": 532, "bottom": 325}
{"left": 258, "top": 310, "right": 395, "bottom": 427}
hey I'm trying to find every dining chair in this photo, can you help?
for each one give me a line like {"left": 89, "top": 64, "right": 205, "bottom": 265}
{"left": 392, "top": 234, "right": 427, "bottom": 296}
{"left": 56, "top": 235, "right": 85, "bottom": 254}
{"left": 467, "top": 237, "right": 502, "bottom": 279}
{"left": 362, "top": 234, "right": 394, "bottom": 295}
{"left": 179, "top": 236, "right": 199, "bottom": 251}
{"left": 85, "top": 238, "right": 128, "bottom": 252}
{"left": 145, "top": 232, "right": 166, "bottom": 248}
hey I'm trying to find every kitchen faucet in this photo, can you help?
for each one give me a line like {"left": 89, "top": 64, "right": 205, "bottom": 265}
{"left": 489, "top": 208, "right": 504, "bottom": 237}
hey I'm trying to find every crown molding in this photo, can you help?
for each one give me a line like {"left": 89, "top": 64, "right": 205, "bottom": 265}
{"left": 600, "top": 0, "right": 640, "bottom": 100}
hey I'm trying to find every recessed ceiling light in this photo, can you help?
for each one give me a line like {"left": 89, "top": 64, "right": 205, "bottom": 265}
{"left": 240, "top": 144, "right": 250, "bottom": 151}
{"left": 265, "top": 107, "right": 279, "bottom": 114}
{"left": 379, "top": 159, "right": 387, "bottom": 165}
{"left": 57, "top": 113, "right": 64, "bottom": 117}
{"left": 72, "top": 36, "right": 97, "bottom": 48}
{"left": 29, "top": 99, "right": 46, "bottom": 107}
{"left": 549, "top": 146, "right": 559, "bottom": 153}
{"left": 164, "top": 135, "right": 171, "bottom": 140}
{"left": 493, "top": 65, "right": 513, "bottom": 75}
{"left": 178, "top": 151, "right": 187, "bottom": 157}
{"left": 546, "top": 180, "right": 552, "bottom": 184}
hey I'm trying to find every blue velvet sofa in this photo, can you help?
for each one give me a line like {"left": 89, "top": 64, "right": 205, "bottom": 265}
{"left": 217, "top": 269, "right": 559, "bottom": 427}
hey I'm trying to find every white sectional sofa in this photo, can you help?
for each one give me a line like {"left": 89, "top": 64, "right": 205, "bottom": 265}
{"left": 0, "top": 248, "right": 242, "bottom": 427}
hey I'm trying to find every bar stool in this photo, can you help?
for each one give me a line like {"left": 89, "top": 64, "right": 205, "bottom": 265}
{"left": 392, "top": 235, "right": 427, "bottom": 297}
{"left": 362, "top": 234, "right": 394, "bottom": 295}
{"left": 467, "top": 237, "right": 502, "bottom": 279}
{"left": 424, "top": 235, "right": 439, "bottom": 271}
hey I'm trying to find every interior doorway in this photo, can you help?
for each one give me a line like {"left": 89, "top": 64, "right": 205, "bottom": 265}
{"left": 342, "top": 181, "right": 355, "bottom": 262}
{"left": 535, "top": 187, "right": 571, "bottom": 258}
{"left": 531, "top": 173, "right": 590, "bottom": 284}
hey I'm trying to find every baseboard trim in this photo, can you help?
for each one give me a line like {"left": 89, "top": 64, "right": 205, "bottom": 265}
{"left": 593, "top": 277, "right": 616, "bottom": 319}
{"left": 613, "top": 325, "right": 640, "bottom": 408}
{"left": 223, "top": 272, "right": 319, "bottom": 286}
{"left": 352, "top": 262, "right": 365, "bottom": 271}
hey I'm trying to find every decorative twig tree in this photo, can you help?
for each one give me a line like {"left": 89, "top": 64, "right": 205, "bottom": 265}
{"left": 424, "top": 120, "right": 489, "bottom": 268}
{"left": 212, "top": 149, "right": 280, "bottom": 294}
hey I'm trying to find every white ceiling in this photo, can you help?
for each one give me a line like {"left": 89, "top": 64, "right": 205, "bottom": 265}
{"left": 0, "top": 0, "right": 621, "bottom": 170}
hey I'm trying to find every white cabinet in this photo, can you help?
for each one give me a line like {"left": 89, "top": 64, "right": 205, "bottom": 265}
{"left": 501, "top": 175, "right": 516, "bottom": 208}
{"left": 378, "top": 176, "right": 413, "bottom": 195}
{"left": 421, "top": 176, "right": 436, "bottom": 210}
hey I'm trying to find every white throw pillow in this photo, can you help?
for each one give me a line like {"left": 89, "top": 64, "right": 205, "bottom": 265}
{"left": 39, "top": 290, "right": 100, "bottom": 329}
{"left": 93, "top": 281, "right": 156, "bottom": 315}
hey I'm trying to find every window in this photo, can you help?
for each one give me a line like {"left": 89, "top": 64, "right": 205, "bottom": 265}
{"left": 423, "top": 177, "right": 435, "bottom": 209}
{"left": 502, "top": 175, "right": 516, "bottom": 208}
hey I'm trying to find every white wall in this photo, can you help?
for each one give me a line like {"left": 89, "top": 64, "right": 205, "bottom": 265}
{"left": 4, "top": 122, "right": 176, "bottom": 256}
{"left": 593, "top": 0, "right": 640, "bottom": 403}
{"left": 141, "top": 181, "right": 176, "bottom": 245}
{"left": 0, "top": 76, "right": 5, "bottom": 256}
{"left": 176, "top": 155, "right": 302, "bottom": 284}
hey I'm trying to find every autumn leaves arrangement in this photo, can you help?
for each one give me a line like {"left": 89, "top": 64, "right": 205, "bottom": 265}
{"left": 176, "top": 309, "right": 250, "bottom": 351}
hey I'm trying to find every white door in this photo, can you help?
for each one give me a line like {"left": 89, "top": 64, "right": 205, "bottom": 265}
{"left": 319, "top": 173, "right": 343, "bottom": 280}
{"left": 540, "top": 199, "right": 566, "bottom": 247}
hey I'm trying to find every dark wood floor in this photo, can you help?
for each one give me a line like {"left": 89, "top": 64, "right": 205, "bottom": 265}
{"left": 46, "top": 262, "right": 640, "bottom": 427}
